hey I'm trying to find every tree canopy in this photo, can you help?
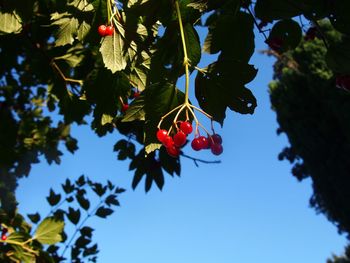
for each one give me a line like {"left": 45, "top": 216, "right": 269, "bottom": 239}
{"left": 1, "top": 0, "right": 350, "bottom": 261}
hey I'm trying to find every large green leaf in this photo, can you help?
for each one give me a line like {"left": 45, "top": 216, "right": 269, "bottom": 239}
{"left": 51, "top": 12, "right": 79, "bottom": 46}
{"left": 100, "top": 34, "right": 127, "bottom": 73}
{"left": 0, "top": 11, "right": 22, "bottom": 35}
{"left": 195, "top": 59, "right": 257, "bottom": 124}
{"left": 34, "top": 217, "right": 64, "bottom": 245}
{"left": 204, "top": 12, "right": 254, "bottom": 62}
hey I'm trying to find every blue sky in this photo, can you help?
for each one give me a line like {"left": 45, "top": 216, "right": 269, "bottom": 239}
{"left": 16, "top": 24, "right": 348, "bottom": 262}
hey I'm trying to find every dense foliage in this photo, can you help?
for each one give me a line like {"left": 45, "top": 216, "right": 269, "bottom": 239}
{"left": 1, "top": 0, "right": 350, "bottom": 261}
{"left": 269, "top": 23, "right": 350, "bottom": 237}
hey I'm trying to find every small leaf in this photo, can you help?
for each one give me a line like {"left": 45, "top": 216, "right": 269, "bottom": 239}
{"left": 0, "top": 11, "right": 22, "bottom": 34}
{"left": 76, "top": 194, "right": 90, "bottom": 210}
{"left": 34, "top": 217, "right": 64, "bottom": 245}
{"left": 95, "top": 206, "right": 114, "bottom": 218}
{"left": 101, "top": 113, "right": 114, "bottom": 126}
{"left": 100, "top": 35, "right": 127, "bottom": 73}
{"left": 122, "top": 94, "right": 146, "bottom": 122}
{"left": 47, "top": 188, "right": 61, "bottom": 206}
{"left": 105, "top": 194, "right": 120, "bottom": 206}
{"left": 91, "top": 183, "right": 107, "bottom": 197}
{"left": 27, "top": 213, "right": 41, "bottom": 224}
{"left": 80, "top": 226, "right": 94, "bottom": 238}
{"left": 51, "top": 12, "right": 79, "bottom": 46}
{"left": 62, "top": 179, "right": 75, "bottom": 194}
{"left": 67, "top": 207, "right": 81, "bottom": 225}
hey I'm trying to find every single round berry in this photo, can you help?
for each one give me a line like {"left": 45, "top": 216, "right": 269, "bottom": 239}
{"left": 180, "top": 121, "right": 193, "bottom": 135}
{"left": 211, "top": 134, "right": 222, "bottom": 144}
{"left": 166, "top": 145, "right": 180, "bottom": 158}
{"left": 98, "top": 25, "right": 107, "bottom": 37}
{"left": 163, "top": 135, "right": 174, "bottom": 148}
{"left": 191, "top": 138, "right": 203, "bottom": 151}
{"left": 105, "top": 25, "right": 114, "bottom": 36}
{"left": 211, "top": 143, "right": 223, "bottom": 155}
{"left": 156, "top": 129, "right": 168, "bottom": 143}
{"left": 122, "top": 104, "right": 129, "bottom": 112}
{"left": 173, "top": 131, "right": 187, "bottom": 147}
{"left": 1, "top": 234, "right": 7, "bottom": 241}
{"left": 198, "top": 136, "right": 209, "bottom": 149}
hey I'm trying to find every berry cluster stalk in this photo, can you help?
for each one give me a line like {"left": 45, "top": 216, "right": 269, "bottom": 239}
{"left": 157, "top": 0, "right": 214, "bottom": 136}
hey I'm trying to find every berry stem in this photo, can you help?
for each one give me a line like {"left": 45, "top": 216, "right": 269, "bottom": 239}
{"left": 175, "top": 0, "right": 190, "bottom": 103}
{"left": 107, "top": 0, "right": 112, "bottom": 24}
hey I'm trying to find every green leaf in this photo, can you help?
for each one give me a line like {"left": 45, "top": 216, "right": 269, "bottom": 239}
{"left": 184, "top": 24, "right": 201, "bottom": 68}
{"left": 101, "top": 113, "right": 114, "bottom": 126}
{"left": 100, "top": 34, "right": 127, "bottom": 73}
{"left": 34, "top": 217, "right": 64, "bottom": 245}
{"left": 195, "top": 59, "right": 257, "bottom": 124}
{"left": 46, "top": 188, "right": 61, "bottom": 206}
{"left": 0, "top": 11, "right": 22, "bottom": 34}
{"left": 51, "top": 12, "right": 79, "bottom": 46}
{"left": 95, "top": 206, "right": 113, "bottom": 218}
{"left": 69, "top": 0, "right": 94, "bottom": 12}
{"left": 122, "top": 94, "right": 146, "bottom": 122}
{"left": 145, "top": 143, "right": 162, "bottom": 155}
{"left": 77, "top": 20, "right": 91, "bottom": 41}
{"left": 7, "top": 232, "right": 30, "bottom": 243}
{"left": 55, "top": 45, "right": 85, "bottom": 67}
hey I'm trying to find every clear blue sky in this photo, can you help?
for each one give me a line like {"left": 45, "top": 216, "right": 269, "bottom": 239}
{"left": 16, "top": 25, "right": 347, "bottom": 263}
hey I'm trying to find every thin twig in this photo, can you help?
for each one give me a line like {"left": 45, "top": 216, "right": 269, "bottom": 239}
{"left": 181, "top": 153, "right": 221, "bottom": 167}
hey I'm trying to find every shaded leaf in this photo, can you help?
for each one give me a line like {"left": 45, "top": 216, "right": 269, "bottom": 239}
{"left": 95, "top": 206, "right": 113, "bottom": 218}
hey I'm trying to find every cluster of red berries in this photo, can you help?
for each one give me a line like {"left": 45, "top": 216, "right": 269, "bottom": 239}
{"left": 336, "top": 75, "right": 350, "bottom": 91}
{"left": 156, "top": 121, "right": 223, "bottom": 158}
{"left": 98, "top": 25, "right": 114, "bottom": 37}
{"left": 1, "top": 228, "right": 7, "bottom": 241}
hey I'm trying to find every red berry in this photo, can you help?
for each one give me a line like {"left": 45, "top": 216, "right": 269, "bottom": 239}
{"left": 105, "top": 25, "right": 114, "bottom": 36}
{"left": 180, "top": 121, "right": 193, "bottom": 135}
{"left": 191, "top": 138, "right": 203, "bottom": 151}
{"left": 156, "top": 129, "right": 168, "bottom": 143}
{"left": 166, "top": 145, "right": 180, "bottom": 157}
{"left": 211, "top": 134, "right": 222, "bottom": 144}
{"left": 133, "top": 91, "right": 140, "bottom": 98}
{"left": 173, "top": 131, "right": 187, "bottom": 147}
{"left": 98, "top": 25, "right": 107, "bottom": 37}
{"left": 211, "top": 143, "right": 223, "bottom": 155}
{"left": 163, "top": 135, "right": 174, "bottom": 148}
{"left": 198, "top": 136, "right": 209, "bottom": 149}
{"left": 1, "top": 234, "right": 7, "bottom": 241}
{"left": 122, "top": 104, "right": 129, "bottom": 112}
{"left": 206, "top": 136, "right": 212, "bottom": 149}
